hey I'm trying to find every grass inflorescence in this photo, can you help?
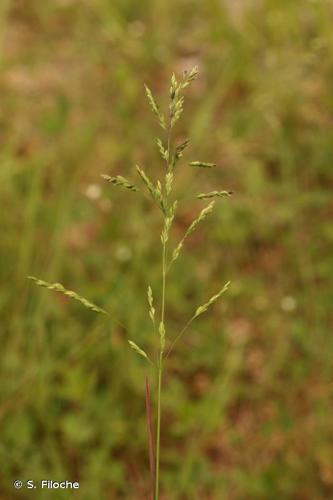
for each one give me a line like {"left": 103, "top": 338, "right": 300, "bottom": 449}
{"left": 28, "top": 66, "right": 232, "bottom": 500}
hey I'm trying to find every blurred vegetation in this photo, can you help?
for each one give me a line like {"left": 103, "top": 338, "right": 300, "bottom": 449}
{"left": 1, "top": 0, "right": 332, "bottom": 498}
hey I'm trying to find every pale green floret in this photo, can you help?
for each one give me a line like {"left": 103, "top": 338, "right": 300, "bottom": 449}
{"left": 165, "top": 171, "right": 174, "bottom": 196}
{"left": 168, "top": 67, "right": 199, "bottom": 130}
{"left": 181, "top": 66, "right": 199, "bottom": 88}
{"left": 144, "top": 84, "right": 166, "bottom": 130}
{"left": 136, "top": 165, "right": 167, "bottom": 213}
{"left": 147, "top": 286, "right": 155, "bottom": 324}
{"left": 197, "top": 190, "right": 233, "bottom": 199}
{"left": 174, "top": 138, "right": 190, "bottom": 161}
{"left": 136, "top": 165, "right": 155, "bottom": 196}
{"left": 128, "top": 340, "right": 152, "bottom": 363}
{"left": 156, "top": 138, "right": 168, "bottom": 161}
{"left": 171, "top": 95, "right": 184, "bottom": 127}
{"left": 101, "top": 174, "right": 138, "bottom": 192}
{"left": 161, "top": 202, "right": 177, "bottom": 245}
{"left": 189, "top": 161, "right": 216, "bottom": 168}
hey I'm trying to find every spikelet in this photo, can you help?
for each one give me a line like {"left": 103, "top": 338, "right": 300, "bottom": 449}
{"left": 147, "top": 286, "right": 155, "bottom": 324}
{"left": 155, "top": 180, "right": 166, "bottom": 213}
{"left": 128, "top": 340, "right": 152, "bottom": 363}
{"left": 102, "top": 174, "right": 138, "bottom": 192}
{"left": 136, "top": 166, "right": 155, "bottom": 197}
{"left": 156, "top": 138, "right": 168, "bottom": 162}
{"left": 197, "top": 190, "right": 233, "bottom": 199}
{"left": 28, "top": 276, "right": 108, "bottom": 315}
{"left": 184, "top": 201, "right": 215, "bottom": 237}
{"left": 144, "top": 84, "right": 166, "bottom": 130}
{"left": 161, "top": 201, "right": 177, "bottom": 245}
{"left": 165, "top": 171, "right": 173, "bottom": 196}
{"left": 194, "top": 281, "right": 230, "bottom": 318}
{"left": 171, "top": 202, "right": 215, "bottom": 264}
{"left": 160, "top": 216, "right": 171, "bottom": 245}
{"left": 182, "top": 66, "right": 199, "bottom": 88}
{"left": 136, "top": 165, "right": 166, "bottom": 213}
{"left": 169, "top": 67, "right": 198, "bottom": 129}
{"left": 171, "top": 95, "right": 184, "bottom": 128}
{"left": 169, "top": 73, "right": 179, "bottom": 100}
{"left": 174, "top": 139, "right": 190, "bottom": 161}
{"left": 189, "top": 161, "right": 216, "bottom": 169}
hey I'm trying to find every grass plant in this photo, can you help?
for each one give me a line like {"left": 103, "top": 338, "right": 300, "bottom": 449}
{"left": 1, "top": 2, "right": 331, "bottom": 498}
{"left": 29, "top": 67, "right": 231, "bottom": 498}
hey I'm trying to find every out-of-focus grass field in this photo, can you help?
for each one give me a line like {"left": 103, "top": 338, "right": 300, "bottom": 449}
{"left": 1, "top": 1, "right": 332, "bottom": 498}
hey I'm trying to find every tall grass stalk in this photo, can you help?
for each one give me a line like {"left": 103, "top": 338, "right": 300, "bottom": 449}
{"left": 29, "top": 67, "right": 231, "bottom": 499}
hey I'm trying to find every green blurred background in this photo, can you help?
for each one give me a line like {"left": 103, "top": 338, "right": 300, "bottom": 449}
{"left": 1, "top": 1, "right": 332, "bottom": 498}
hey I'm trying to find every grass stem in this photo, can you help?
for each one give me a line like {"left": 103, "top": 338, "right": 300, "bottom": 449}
{"left": 154, "top": 354, "right": 163, "bottom": 499}
{"left": 145, "top": 376, "right": 155, "bottom": 499}
{"left": 155, "top": 228, "right": 167, "bottom": 499}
